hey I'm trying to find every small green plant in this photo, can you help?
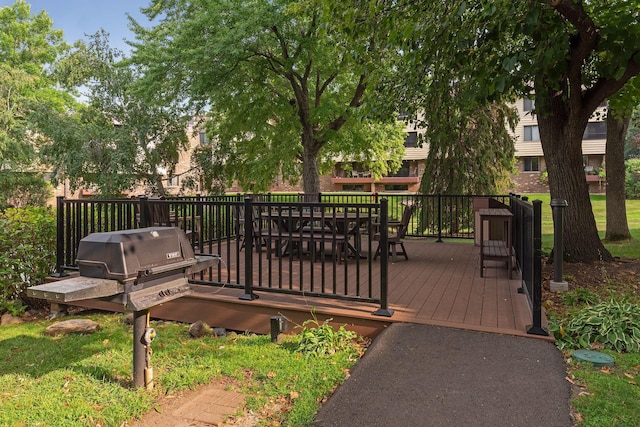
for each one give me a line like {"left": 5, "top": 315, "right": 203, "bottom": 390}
{"left": 295, "top": 315, "right": 358, "bottom": 358}
{"left": 0, "top": 299, "right": 26, "bottom": 316}
{"left": 551, "top": 299, "right": 640, "bottom": 352}
{"left": 560, "top": 288, "right": 599, "bottom": 307}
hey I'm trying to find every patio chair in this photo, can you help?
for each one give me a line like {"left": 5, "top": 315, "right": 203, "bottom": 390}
{"left": 374, "top": 203, "right": 415, "bottom": 262}
{"left": 136, "top": 196, "right": 199, "bottom": 244}
{"left": 236, "top": 195, "right": 269, "bottom": 251}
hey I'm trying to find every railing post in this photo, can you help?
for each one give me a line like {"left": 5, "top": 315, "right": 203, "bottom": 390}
{"left": 549, "top": 199, "right": 569, "bottom": 292}
{"left": 527, "top": 200, "right": 548, "bottom": 336}
{"left": 373, "top": 198, "right": 394, "bottom": 317}
{"left": 52, "top": 196, "right": 68, "bottom": 277}
{"left": 436, "top": 194, "right": 443, "bottom": 242}
{"left": 240, "top": 196, "right": 258, "bottom": 300}
{"left": 139, "top": 196, "right": 149, "bottom": 228}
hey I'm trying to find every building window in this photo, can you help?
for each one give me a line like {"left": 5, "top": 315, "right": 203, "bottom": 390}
{"left": 524, "top": 125, "right": 540, "bottom": 141}
{"left": 523, "top": 98, "right": 535, "bottom": 112}
{"left": 385, "top": 184, "right": 409, "bottom": 191}
{"left": 389, "top": 160, "right": 411, "bottom": 177}
{"left": 523, "top": 157, "right": 540, "bottom": 172}
{"left": 404, "top": 132, "right": 418, "bottom": 147}
{"left": 343, "top": 184, "right": 364, "bottom": 191}
{"left": 199, "top": 131, "right": 209, "bottom": 145}
{"left": 167, "top": 175, "right": 179, "bottom": 187}
{"left": 583, "top": 122, "right": 606, "bottom": 140}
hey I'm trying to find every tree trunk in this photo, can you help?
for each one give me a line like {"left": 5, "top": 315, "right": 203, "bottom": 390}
{"left": 605, "top": 109, "right": 632, "bottom": 241}
{"left": 537, "top": 104, "right": 613, "bottom": 263}
{"left": 301, "top": 130, "right": 321, "bottom": 194}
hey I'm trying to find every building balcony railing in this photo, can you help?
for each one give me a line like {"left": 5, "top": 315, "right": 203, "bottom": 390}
{"left": 331, "top": 171, "right": 419, "bottom": 185}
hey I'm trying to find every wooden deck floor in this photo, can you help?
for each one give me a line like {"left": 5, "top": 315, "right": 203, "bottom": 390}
{"left": 141, "top": 239, "right": 551, "bottom": 341}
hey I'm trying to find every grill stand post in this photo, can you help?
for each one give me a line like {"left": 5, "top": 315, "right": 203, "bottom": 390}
{"left": 133, "top": 309, "right": 149, "bottom": 389}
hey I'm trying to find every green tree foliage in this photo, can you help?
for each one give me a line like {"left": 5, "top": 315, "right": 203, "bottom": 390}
{"left": 418, "top": 102, "right": 517, "bottom": 196}
{"left": 0, "top": 171, "right": 52, "bottom": 209}
{"left": 625, "top": 158, "right": 640, "bottom": 199}
{"left": 36, "top": 31, "right": 191, "bottom": 197}
{"left": 382, "top": 0, "right": 640, "bottom": 262}
{"left": 0, "top": 207, "right": 56, "bottom": 314}
{"left": 0, "top": 1, "right": 70, "bottom": 171}
{"left": 129, "top": 0, "right": 406, "bottom": 193}
{"left": 625, "top": 106, "right": 640, "bottom": 159}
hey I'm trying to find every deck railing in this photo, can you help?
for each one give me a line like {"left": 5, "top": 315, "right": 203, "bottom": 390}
{"left": 53, "top": 192, "right": 543, "bottom": 329}
{"left": 53, "top": 195, "right": 394, "bottom": 315}
{"left": 510, "top": 195, "right": 546, "bottom": 336}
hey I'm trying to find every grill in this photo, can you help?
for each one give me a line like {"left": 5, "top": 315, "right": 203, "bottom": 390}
{"left": 27, "top": 227, "right": 218, "bottom": 388}
{"left": 28, "top": 227, "right": 215, "bottom": 310}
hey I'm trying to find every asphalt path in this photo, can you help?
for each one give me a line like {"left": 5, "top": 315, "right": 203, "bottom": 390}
{"left": 313, "top": 323, "right": 572, "bottom": 427}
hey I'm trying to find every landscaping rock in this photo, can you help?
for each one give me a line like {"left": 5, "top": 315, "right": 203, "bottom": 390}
{"left": 213, "top": 327, "right": 227, "bottom": 337}
{"left": 1, "top": 313, "right": 24, "bottom": 326}
{"left": 45, "top": 319, "right": 101, "bottom": 336}
{"left": 189, "top": 320, "right": 212, "bottom": 338}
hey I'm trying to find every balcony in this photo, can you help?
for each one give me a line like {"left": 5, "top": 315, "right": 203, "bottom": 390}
{"left": 331, "top": 170, "right": 420, "bottom": 185}
{"left": 331, "top": 170, "right": 374, "bottom": 184}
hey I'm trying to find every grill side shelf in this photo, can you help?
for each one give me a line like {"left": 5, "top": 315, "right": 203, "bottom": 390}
{"left": 27, "top": 277, "right": 124, "bottom": 302}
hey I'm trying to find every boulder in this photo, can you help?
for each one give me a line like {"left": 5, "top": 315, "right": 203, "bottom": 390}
{"left": 1, "top": 313, "right": 24, "bottom": 326}
{"left": 45, "top": 319, "right": 101, "bottom": 336}
{"left": 189, "top": 320, "right": 212, "bottom": 338}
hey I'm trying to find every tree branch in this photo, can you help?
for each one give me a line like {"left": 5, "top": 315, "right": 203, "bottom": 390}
{"left": 547, "top": 0, "right": 600, "bottom": 111}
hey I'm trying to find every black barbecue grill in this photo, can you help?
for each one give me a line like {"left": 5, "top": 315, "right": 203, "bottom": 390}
{"left": 27, "top": 227, "right": 218, "bottom": 388}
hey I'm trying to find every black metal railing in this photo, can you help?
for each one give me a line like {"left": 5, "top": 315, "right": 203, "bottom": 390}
{"left": 54, "top": 195, "right": 393, "bottom": 315}
{"left": 54, "top": 192, "right": 543, "bottom": 327}
{"left": 510, "top": 194, "right": 546, "bottom": 336}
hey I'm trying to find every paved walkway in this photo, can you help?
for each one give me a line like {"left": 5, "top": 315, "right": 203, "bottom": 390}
{"left": 313, "top": 323, "right": 572, "bottom": 426}
{"left": 132, "top": 323, "right": 572, "bottom": 426}
{"left": 129, "top": 381, "right": 247, "bottom": 426}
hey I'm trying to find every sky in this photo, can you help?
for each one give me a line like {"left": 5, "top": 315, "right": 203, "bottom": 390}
{"left": 1, "top": 0, "right": 153, "bottom": 52}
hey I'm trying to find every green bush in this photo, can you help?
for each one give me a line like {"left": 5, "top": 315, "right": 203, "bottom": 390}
{"left": 295, "top": 316, "right": 358, "bottom": 358}
{"left": 0, "top": 172, "right": 53, "bottom": 209}
{"left": 625, "top": 158, "right": 640, "bottom": 199}
{"left": 551, "top": 299, "right": 640, "bottom": 353}
{"left": 0, "top": 207, "right": 56, "bottom": 313}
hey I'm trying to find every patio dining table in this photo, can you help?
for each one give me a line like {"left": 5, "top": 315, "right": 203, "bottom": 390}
{"left": 260, "top": 210, "right": 377, "bottom": 261}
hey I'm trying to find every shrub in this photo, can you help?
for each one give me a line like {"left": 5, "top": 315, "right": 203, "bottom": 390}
{"left": 625, "top": 158, "right": 640, "bottom": 198}
{"left": 0, "top": 207, "right": 56, "bottom": 313}
{"left": 295, "top": 316, "right": 358, "bottom": 358}
{"left": 551, "top": 299, "right": 640, "bottom": 353}
{"left": 0, "top": 172, "right": 53, "bottom": 209}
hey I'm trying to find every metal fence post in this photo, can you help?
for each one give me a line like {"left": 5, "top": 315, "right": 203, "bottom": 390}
{"left": 436, "top": 194, "right": 443, "bottom": 242}
{"left": 549, "top": 199, "right": 569, "bottom": 292}
{"left": 240, "top": 196, "right": 258, "bottom": 300}
{"left": 527, "top": 200, "right": 548, "bottom": 336}
{"left": 374, "top": 198, "right": 394, "bottom": 317}
{"left": 52, "top": 196, "right": 68, "bottom": 277}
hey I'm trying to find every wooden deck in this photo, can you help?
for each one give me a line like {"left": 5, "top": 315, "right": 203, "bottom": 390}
{"left": 122, "top": 239, "right": 551, "bottom": 341}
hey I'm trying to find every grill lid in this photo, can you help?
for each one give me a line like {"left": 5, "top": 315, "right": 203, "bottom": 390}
{"left": 76, "top": 227, "right": 197, "bottom": 282}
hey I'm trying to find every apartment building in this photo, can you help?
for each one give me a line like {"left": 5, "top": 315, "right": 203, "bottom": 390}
{"left": 511, "top": 98, "right": 607, "bottom": 194}
{"left": 150, "top": 99, "right": 610, "bottom": 196}
{"left": 327, "top": 118, "right": 428, "bottom": 193}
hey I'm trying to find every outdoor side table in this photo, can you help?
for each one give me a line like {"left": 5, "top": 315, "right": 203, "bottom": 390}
{"left": 479, "top": 208, "right": 513, "bottom": 279}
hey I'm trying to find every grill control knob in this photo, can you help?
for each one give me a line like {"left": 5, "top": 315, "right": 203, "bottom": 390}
{"left": 143, "top": 328, "right": 157, "bottom": 345}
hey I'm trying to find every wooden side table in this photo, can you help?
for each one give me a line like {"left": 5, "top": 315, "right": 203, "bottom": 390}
{"left": 479, "top": 208, "right": 513, "bottom": 279}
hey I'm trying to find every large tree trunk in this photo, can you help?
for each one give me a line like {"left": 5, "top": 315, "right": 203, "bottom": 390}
{"left": 605, "top": 109, "right": 632, "bottom": 241}
{"left": 301, "top": 129, "right": 321, "bottom": 193}
{"left": 537, "top": 100, "right": 613, "bottom": 263}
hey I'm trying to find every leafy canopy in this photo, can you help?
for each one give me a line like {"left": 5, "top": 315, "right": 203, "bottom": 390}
{"left": 36, "top": 31, "right": 191, "bottom": 197}
{"left": 0, "top": 0, "right": 70, "bottom": 170}
{"left": 130, "top": 0, "right": 406, "bottom": 193}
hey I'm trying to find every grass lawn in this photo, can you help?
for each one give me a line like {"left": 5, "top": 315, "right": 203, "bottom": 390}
{"left": 524, "top": 193, "right": 640, "bottom": 258}
{"left": 527, "top": 194, "right": 640, "bottom": 426}
{"left": 0, "top": 313, "right": 362, "bottom": 426}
